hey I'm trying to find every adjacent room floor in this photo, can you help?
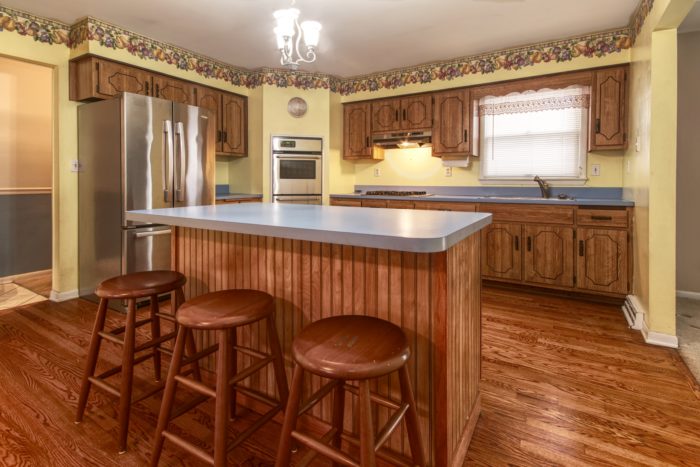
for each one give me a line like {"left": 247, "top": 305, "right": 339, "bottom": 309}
{"left": 0, "top": 288, "right": 698, "bottom": 466}
{"left": 677, "top": 296, "right": 700, "bottom": 384}
{"left": 0, "top": 270, "right": 51, "bottom": 311}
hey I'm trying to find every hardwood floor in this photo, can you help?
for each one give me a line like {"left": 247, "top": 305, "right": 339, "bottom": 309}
{"left": 0, "top": 288, "right": 698, "bottom": 466}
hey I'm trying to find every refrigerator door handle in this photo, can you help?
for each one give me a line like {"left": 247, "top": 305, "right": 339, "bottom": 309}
{"left": 134, "top": 229, "right": 172, "bottom": 238}
{"left": 175, "top": 121, "right": 186, "bottom": 202}
{"left": 163, "top": 120, "right": 173, "bottom": 202}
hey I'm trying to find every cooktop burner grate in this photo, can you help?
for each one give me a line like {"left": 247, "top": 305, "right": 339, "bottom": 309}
{"left": 364, "top": 190, "right": 430, "bottom": 197}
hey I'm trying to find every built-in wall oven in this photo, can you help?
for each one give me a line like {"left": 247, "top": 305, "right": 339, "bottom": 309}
{"left": 271, "top": 136, "right": 322, "bottom": 205}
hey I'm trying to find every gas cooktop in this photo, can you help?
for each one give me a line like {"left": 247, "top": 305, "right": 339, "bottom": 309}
{"left": 363, "top": 190, "right": 432, "bottom": 197}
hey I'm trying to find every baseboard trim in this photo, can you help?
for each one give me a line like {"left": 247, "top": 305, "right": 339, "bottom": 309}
{"left": 623, "top": 295, "right": 645, "bottom": 330}
{"left": 49, "top": 289, "right": 79, "bottom": 302}
{"left": 623, "top": 294, "right": 678, "bottom": 348}
{"left": 677, "top": 290, "right": 700, "bottom": 300}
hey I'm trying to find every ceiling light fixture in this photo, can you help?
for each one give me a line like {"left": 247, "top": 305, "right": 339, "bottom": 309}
{"left": 273, "top": 0, "right": 322, "bottom": 69}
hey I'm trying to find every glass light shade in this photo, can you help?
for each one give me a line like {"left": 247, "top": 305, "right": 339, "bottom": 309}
{"left": 273, "top": 8, "right": 299, "bottom": 38}
{"left": 300, "top": 20, "right": 322, "bottom": 47}
{"left": 273, "top": 27, "right": 286, "bottom": 49}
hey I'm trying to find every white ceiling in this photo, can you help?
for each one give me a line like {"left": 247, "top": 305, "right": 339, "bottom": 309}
{"left": 680, "top": 1, "right": 700, "bottom": 33}
{"left": 7, "top": 0, "right": 641, "bottom": 76}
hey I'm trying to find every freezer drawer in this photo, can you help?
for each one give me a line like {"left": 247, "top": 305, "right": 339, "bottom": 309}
{"left": 122, "top": 226, "right": 172, "bottom": 274}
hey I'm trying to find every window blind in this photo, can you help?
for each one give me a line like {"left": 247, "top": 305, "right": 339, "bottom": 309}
{"left": 478, "top": 85, "right": 590, "bottom": 180}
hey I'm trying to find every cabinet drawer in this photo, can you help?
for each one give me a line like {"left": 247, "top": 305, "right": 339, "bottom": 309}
{"left": 331, "top": 198, "right": 362, "bottom": 207}
{"left": 386, "top": 200, "right": 415, "bottom": 209}
{"left": 361, "top": 199, "right": 388, "bottom": 208}
{"left": 414, "top": 201, "right": 477, "bottom": 212}
{"left": 478, "top": 204, "right": 574, "bottom": 224}
{"left": 576, "top": 208, "right": 628, "bottom": 228}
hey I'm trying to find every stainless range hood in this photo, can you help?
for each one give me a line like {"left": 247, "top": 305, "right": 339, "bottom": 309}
{"left": 372, "top": 131, "right": 432, "bottom": 149}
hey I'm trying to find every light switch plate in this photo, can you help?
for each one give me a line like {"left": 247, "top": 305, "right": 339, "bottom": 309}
{"left": 444, "top": 167, "right": 453, "bottom": 177}
{"left": 373, "top": 167, "right": 381, "bottom": 177}
{"left": 70, "top": 160, "right": 82, "bottom": 173}
{"left": 591, "top": 164, "right": 601, "bottom": 176}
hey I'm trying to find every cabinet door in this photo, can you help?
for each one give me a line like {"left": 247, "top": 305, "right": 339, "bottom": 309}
{"left": 400, "top": 95, "right": 432, "bottom": 131}
{"left": 194, "top": 86, "right": 223, "bottom": 152}
{"left": 590, "top": 67, "right": 627, "bottom": 150}
{"left": 371, "top": 99, "right": 401, "bottom": 133}
{"left": 97, "top": 59, "right": 152, "bottom": 97}
{"left": 432, "top": 88, "right": 471, "bottom": 156}
{"left": 331, "top": 198, "right": 362, "bottom": 207}
{"left": 481, "top": 223, "right": 522, "bottom": 281}
{"left": 576, "top": 228, "right": 628, "bottom": 294}
{"left": 523, "top": 225, "right": 574, "bottom": 287}
{"left": 343, "top": 103, "right": 372, "bottom": 158}
{"left": 221, "top": 93, "right": 247, "bottom": 156}
{"left": 153, "top": 75, "right": 195, "bottom": 104}
{"left": 361, "top": 199, "right": 388, "bottom": 208}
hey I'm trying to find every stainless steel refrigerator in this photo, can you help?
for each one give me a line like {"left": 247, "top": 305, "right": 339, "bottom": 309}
{"left": 78, "top": 92, "right": 215, "bottom": 303}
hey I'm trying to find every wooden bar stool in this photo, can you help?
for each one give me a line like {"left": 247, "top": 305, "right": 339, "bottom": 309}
{"left": 151, "top": 289, "right": 289, "bottom": 467}
{"left": 275, "top": 316, "right": 426, "bottom": 467}
{"left": 75, "top": 270, "right": 201, "bottom": 453}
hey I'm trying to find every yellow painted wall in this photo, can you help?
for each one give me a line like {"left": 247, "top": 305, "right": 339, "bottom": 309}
{"left": 623, "top": 0, "right": 694, "bottom": 337}
{"left": 228, "top": 86, "right": 263, "bottom": 194}
{"left": 0, "top": 56, "right": 53, "bottom": 191}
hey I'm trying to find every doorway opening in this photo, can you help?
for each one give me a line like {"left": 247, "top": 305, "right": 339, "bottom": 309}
{"left": 0, "top": 56, "right": 54, "bottom": 310}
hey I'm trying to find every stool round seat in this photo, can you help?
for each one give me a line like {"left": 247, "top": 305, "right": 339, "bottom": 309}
{"left": 292, "top": 316, "right": 410, "bottom": 380}
{"left": 176, "top": 289, "right": 274, "bottom": 330}
{"left": 95, "top": 270, "right": 186, "bottom": 299}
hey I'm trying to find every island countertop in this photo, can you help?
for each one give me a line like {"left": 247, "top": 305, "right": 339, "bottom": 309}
{"left": 126, "top": 203, "right": 492, "bottom": 253}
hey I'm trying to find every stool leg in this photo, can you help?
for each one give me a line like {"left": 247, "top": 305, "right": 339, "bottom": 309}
{"left": 214, "top": 329, "right": 232, "bottom": 467}
{"left": 331, "top": 382, "right": 346, "bottom": 467}
{"left": 151, "top": 325, "right": 188, "bottom": 467}
{"left": 175, "top": 287, "right": 202, "bottom": 382}
{"left": 75, "top": 298, "right": 109, "bottom": 423}
{"left": 358, "top": 380, "right": 377, "bottom": 467}
{"left": 229, "top": 328, "right": 238, "bottom": 420}
{"left": 399, "top": 366, "right": 426, "bottom": 467}
{"left": 150, "top": 295, "right": 162, "bottom": 382}
{"left": 118, "top": 298, "right": 137, "bottom": 453}
{"left": 267, "top": 313, "right": 289, "bottom": 408}
{"left": 275, "top": 364, "right": 304, "bottom": 467}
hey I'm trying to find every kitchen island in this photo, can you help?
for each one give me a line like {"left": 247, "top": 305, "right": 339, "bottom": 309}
{"left": 126, "top": 203, "right": 491, "bottom": 466}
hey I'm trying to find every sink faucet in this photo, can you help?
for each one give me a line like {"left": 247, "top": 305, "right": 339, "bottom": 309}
{"left": 534, "top": 176, "right": 550, "bottom": 199}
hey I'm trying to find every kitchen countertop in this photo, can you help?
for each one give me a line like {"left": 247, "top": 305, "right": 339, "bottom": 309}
{"left": 330, "top": 186, "right": 634, "bottom": 207}
{"left": 215, "top": 193, "right": 263, "bottom": 201}
{"left": 126, "top": 203, "right": 492, "bottom": 253}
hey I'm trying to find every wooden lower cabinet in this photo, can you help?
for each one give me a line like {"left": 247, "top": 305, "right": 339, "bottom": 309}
{"left": 523, "top": 225, "right": 574, "bottom": 287}
{"left": 360, "top": 199, "right": 387, "bottom": 208}
{"left": 576, "top": 228, "right": 628, "bottom": 294}
{"left": 330, "top": 198, "right": 362, "bottom": 207}
{"left": 481, "top": 223, "right": 522, "bottom": 281}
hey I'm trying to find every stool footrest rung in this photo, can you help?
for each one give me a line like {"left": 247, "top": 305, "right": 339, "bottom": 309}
{"left": 343, "top": 384, "right": 401, "bottom": 411}
{"left": 232, "top": 344, "right": 268, "bottom": 360}
{"left": 228, "top": 357, "right": 273, "bottom": 386}
{"left": 182, "top": 344, "right": 219, "bottom": 366}
{"left": 161, "top": 430, "right": 214, "bottom": 466}
{"left": 298, "top": 380, "right": 342, "bottom": 417}
{"left": 295, "top": 427, "right": 338, "bottom": 467}
{"left": 170, "top": 394, "right": 210, "bottom": 420}
{"left": 374, "top": 402, "right": 409, "bottom": 452}
{"left": 340, "top": 433, "right": 413, "bottom": 467}
{"left": 134, "top": 331, "right": 177, "bottom": 353}
{"left": 292, "top": 430, "right": 359, "bottom": 467}
{"left": 174, "top": 375, "right": 216, "bottom": 399}
{"left": 87, "top": 376, "right": 120, "bottom": 397}
{"left": 132, "top": 383, "right": 166, "bottom": 404}
{"left": 154, "top": 312, "right": 176, "bottom": 322}
{"left": 108, "top": 317, "right": 153, "bottom": 336}
{"left": 227, "top": 403, "right": 283, "bottom": 452}
{"left": 234, "top": 385, "right": 280, "bottom": 408}
{"left": 95, "top": 351, "right": 156, "bottom": 380}
{"left": 97, "top": 331, "right": 124, "bottom": 346}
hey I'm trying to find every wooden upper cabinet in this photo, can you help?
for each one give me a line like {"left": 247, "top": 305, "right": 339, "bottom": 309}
{"left": 481, "top": 223, "right": 522, "bottom": 281}
{"left": 96, "top": 59, "right": 152, "bottom": 98}
{"left": 152, "top": 75, "right": 195, "bottom": 105}
{"left": 371, "top": 99, "right": 401, "bottom": 133}
{"left": 344, "top": 102, "right": 374, "bottom": 159}
{"left": 590, "top": 66, "right": 628, "bottom": 150}
{"left": 400, "top": 95, "right": 432, "bottom": 130}
{"left": 194, "top": 86, "right": 223, "bottom": 152}
{"left": 523, "top": 225, "right": 574, "bottom": 288}
{"left": 432, "top": 88, "right": 471, "bottom": 157}
{"left": 576, "top": 228, "right": 629, "bottom": 294}
{"left": 221, "top": 93, "right": 247, "bottom": 156}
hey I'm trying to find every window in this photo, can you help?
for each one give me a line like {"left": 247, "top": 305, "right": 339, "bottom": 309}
{"left": 477, "top": 85, "right": 590, "bottom": 181}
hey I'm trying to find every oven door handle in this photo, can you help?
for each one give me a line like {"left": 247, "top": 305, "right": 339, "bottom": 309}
{"left": 274, "top": 155, "right": 322, "bottom": 160}
{"left": 274, "top": 196, "right": 322, "bottom": 202}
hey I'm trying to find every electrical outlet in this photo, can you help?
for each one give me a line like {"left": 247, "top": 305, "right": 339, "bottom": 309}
{"left": 373, "top": 167, "right": 381, "bottom": 177}
{"left": 635, "top": 135, "right": 641, "bottom": 153}
{"left": 626, "top": 159, "right": 632, "bottom": 174}
{"left": 70, "top": 160, "right": 82, "bottom": 173}
{"left": 444, "top": 167, "right": 453, "bottom": 177}
{"left": 591, "top": 164, "right": 601, "bottom": 176}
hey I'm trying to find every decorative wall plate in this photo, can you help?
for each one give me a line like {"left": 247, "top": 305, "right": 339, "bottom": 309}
{"left": 287, "top": 97, "right": 308, "bottom": 118}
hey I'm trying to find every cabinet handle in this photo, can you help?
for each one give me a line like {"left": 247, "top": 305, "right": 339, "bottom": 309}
{"left": 464, "top": 129, "right": 468, "bottom": 142}
{"left": 527, "top": 237, "right": 532, "bottom": 252}
{"left": 145, "top": 82, "right": 149, "bottom": 95}
{"left": 403, "top": 109, "right": 407, "bottom": 120}
{"left": 156, "top": 83, "right": 160, "bottom": 97}
{"left": 217, "top": 130, "right": 222, "bottom": 143}
{"left": 395, "top": 110, "right": 399, "bottom": 121}
{"left": 595, "top": 118, "right": 601, "bottom": 134}
{"left": 223, "top": 131, "right": 228, "bottom": 143}
{"left": 579, "top": 240, "right": 584, "bottom": 256}
{"left": 366, "top": 136, "right": 370, "bottom": 148}
{"left": 591, "top": 215, "right": 613, "bottom": 221}
{"left": 514, "top": 236, "right": 520, "bottom": 251}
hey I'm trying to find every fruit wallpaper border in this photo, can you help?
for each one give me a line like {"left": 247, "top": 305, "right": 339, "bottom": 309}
{"left": 0, "top": 1, "right": 654, "bottom": 95}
